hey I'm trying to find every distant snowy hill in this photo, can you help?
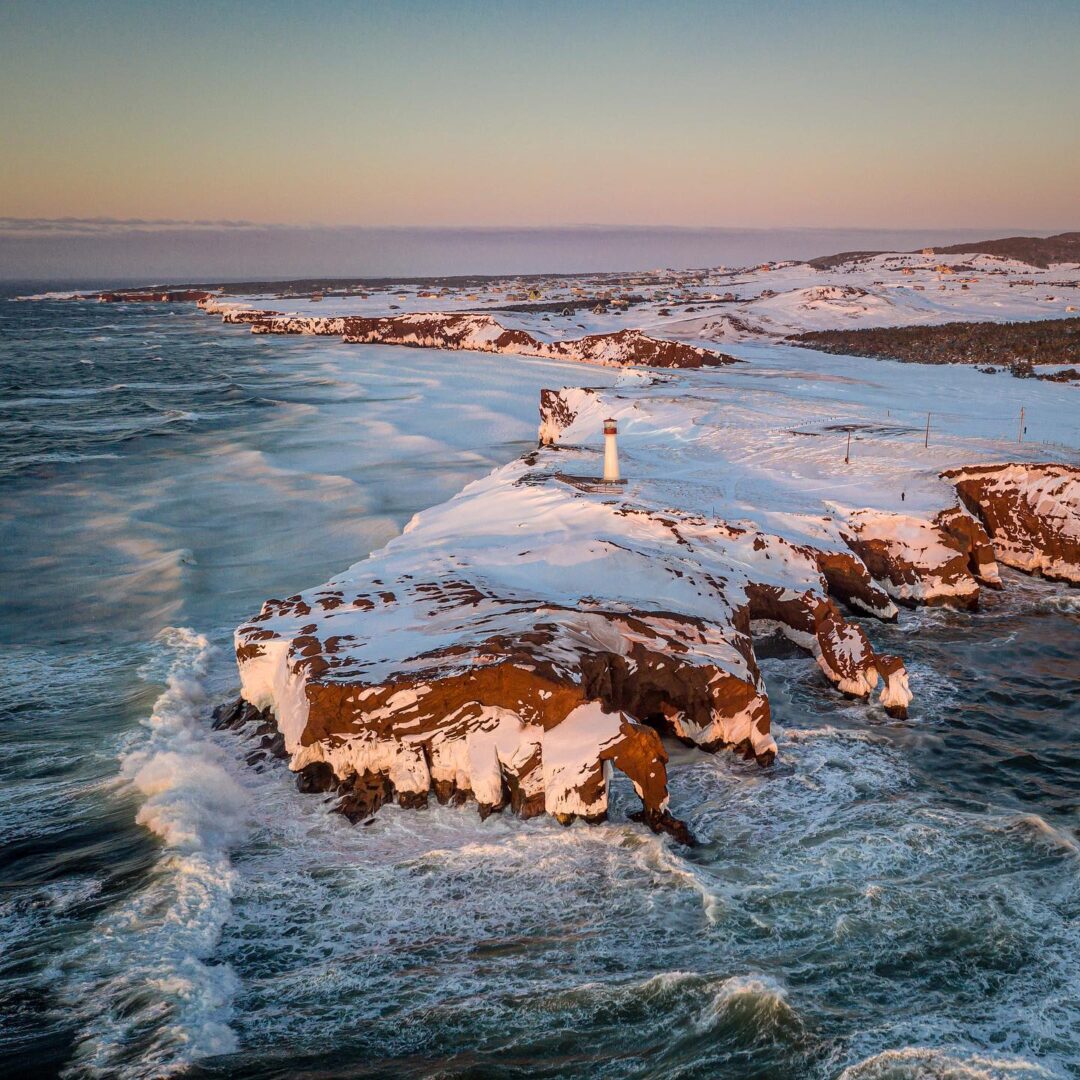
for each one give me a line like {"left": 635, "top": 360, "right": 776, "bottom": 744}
{"left": 810, "top": 231, "right": 1080, "bottom": 270}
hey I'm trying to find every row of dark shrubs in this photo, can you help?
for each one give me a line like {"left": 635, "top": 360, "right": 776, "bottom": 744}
{"left": 789, "top": 316, "right": 1080, "bottom": 371}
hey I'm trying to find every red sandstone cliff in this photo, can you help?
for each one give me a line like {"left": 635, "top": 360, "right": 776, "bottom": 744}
{"left": 211, "top": 305, "right": 738, "bottom": 370}
{"left": 943, "top": 463, "right": 1080, "bottom": 584}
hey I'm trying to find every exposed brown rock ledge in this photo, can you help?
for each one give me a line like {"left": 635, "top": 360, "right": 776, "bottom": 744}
{"left": 943, "top": 463, "right": 1080, "bottom": 584}
{"left": 202, "top": 301, "right": 738, "bottom": 369}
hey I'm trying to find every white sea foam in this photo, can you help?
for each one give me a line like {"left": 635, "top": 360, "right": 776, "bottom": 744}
{"left": 61, "top": 627, "right": 248, "bottom": 1079}
{"left": 634, "top": 833, "right": 724, "bottom": 923}
{"left": 1044, "top": 592, "right": 1080, "bottom": 616}
{"left": 838, "top": 1046, "right": 1052, "bottom": 1079}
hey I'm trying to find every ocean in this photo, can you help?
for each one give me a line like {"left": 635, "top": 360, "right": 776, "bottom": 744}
{"left": 1, "top": 288, "right": 1078, "bottom": 1080}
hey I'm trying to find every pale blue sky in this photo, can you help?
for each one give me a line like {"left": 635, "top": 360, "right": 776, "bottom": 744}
{"left": 2, "top": 0, "right": 1078, "bottom": 229}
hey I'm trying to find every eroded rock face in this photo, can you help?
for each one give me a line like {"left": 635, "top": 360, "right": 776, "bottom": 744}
{"left": 207, "top": 305, "right": 739, "bottom": 370}
{"left": 933, "top": 507, "right": 1002, "bottom": 588}
{"left": 744, "top": 584, "right": 907, "bottom": 716}
{"left": 539, "top": 387, "right": 598, "bottom": 446}
{"left": 944, "top": 463, "right": 1080, "bottom": 584}
{"left": 841, "top": 509, "right": 983, "bottom": 609}
{"left": 235, "top": 587, "right": 778, "bottom": 843}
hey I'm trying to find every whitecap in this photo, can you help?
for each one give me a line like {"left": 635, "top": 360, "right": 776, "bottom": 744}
{"left": 60, "top": 627, "right": 249, "bottom": 1079}
{"left": 695, "top": 973, "right": 801, "bottom": 1039}
{"left": 1043, "top": 593, "right": 1080, "bottom": 616}
{"left": 838, "top": 1046, "right": 1052, "bottom": 1080}
{"left": 992, "top": 813, "right": 1080, "bottom": 857}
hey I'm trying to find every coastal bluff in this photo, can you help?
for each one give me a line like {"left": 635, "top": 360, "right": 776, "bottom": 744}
{"left": 227, "top": 379, "right": 1078, "bottom": 842}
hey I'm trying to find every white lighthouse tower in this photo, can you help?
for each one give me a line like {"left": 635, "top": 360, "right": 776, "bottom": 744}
{"left": 603, "top": 418, "right": 620, "bottom": 483}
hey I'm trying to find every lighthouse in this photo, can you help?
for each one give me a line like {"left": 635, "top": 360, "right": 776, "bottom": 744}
{"left": 603, "top": 418, "right": 620, "bottom": 483}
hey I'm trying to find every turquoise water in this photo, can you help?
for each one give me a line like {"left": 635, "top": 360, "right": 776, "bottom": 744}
{"left": 1, "top": 290, "right": 1077, "bottom": 1079}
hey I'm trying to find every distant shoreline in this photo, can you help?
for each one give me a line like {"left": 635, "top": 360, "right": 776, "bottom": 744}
{"left": 4, "top": 224, "right": 1071, "bottom": 285}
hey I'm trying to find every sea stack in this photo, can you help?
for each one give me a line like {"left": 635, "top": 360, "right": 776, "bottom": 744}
{"left": 603, "top": 418, "right": 620, "bottom": 482}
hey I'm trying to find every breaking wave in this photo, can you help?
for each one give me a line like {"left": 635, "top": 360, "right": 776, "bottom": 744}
{"left": 838, "top": 1047, "right": 1052, "bottom": 1080}
{"left": 60, "top": 628, "right": 248, "bottom": 1079}
{"left": 695, "top": 974, "right": 801, "bottom": 1040}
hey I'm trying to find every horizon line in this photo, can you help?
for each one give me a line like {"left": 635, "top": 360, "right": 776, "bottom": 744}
{"left": 2, "top": 218, "right": 1074, "bottom": 236}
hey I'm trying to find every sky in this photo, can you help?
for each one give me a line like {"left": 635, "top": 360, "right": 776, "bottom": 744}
{"left": 1, "top": 0, "right": 1077, "bottom": 279}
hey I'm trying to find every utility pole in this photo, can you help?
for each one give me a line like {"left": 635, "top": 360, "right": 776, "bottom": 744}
{"left": 844, "top": 430, "right": 851, "bottom": 464}
{"left": 1018, "top": 406, "right": 1025, "bottom": 444}
{"left": 924, "top": 412, "right": 931, "bottom": 448}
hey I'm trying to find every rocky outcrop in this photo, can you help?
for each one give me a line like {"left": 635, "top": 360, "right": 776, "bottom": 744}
{"left": 839, "top": 509, "right": 984, "bottom": 609}
{"left": 539, "top": 387, "right": 599, "bottom": 446}
{"left": 541, "top": 328, "right": 733, "bottom": 369}
{"left": 221, "top": 307, "right": 282, "bottom": 324}
{"left": 228, "top": 372, "right": 1078, "bottom": 845}
{"left": 943, "top": 463, "right": 1080, "bottom": 584}
{"left": 231, "top": 423, "right": 934, "bottom": 843}
{"left": 933, "top": 506, "right": 1002, "bottom": 588}
{"left": 210, "top": 306, "right": 738, "bottom": 370}
{"left": 234, "top": 568, "right": 772, "bottom": 843}
{"left": 744, "top": 582, "right": 909, "bottom": 717}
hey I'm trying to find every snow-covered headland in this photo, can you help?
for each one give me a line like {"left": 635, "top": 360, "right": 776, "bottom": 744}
{"left": 223, "top": 347, "right": 1078, "bottom": 843}
{"left": 201, "top": 302, "right": 738, "bottom": 370}
{"left": 55, "top": 241, "right": 1080, "bottom": 841}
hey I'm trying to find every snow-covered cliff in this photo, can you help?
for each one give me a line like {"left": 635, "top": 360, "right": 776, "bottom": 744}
{"left": 232, "top": 368, "right": 1078, "bottom": 841}
{"left": 205, "top": 303, "right": 738, "bottom": 369}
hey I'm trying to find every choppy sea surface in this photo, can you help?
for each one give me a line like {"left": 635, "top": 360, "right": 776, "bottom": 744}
{"left": 1, "top": 287, "right": 1078, "bottom": 1080}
